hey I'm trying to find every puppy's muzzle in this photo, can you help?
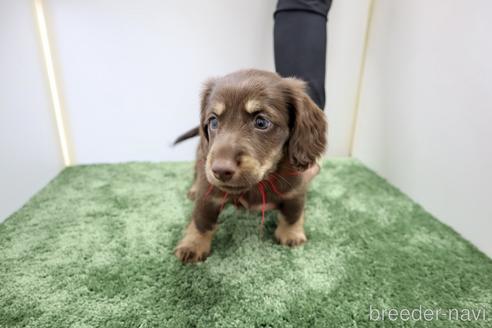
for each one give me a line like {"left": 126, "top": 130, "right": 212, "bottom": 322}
{"left": 211, "top": 159, "right": 237, "bottom": 182}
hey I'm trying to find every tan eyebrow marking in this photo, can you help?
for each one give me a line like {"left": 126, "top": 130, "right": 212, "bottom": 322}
{"left": 245, "top": 99, "right": 261, "bottom": 113}
{"left": 213, "top": 102, "right": 226, "bottom": 115}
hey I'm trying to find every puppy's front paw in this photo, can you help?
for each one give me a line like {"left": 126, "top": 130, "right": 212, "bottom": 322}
{"left": 275, "top": 228, "right": 307, "bottom": 246}
{"left": 175, "top": 242, "right": 210, "bottom": 263}
{"left": 275, "top": 213, "right": 307, "bottom": 247}
{"left": 175, "top": 223, "right": 214, "bottom": 263}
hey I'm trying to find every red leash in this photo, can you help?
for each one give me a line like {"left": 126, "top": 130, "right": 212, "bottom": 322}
{"left": 199, "top": 162, "right": 302, "bottom": 232}
{"left": 219, "top": 191, "right": 229, "bottom": 211}
{"left": 266, "top": 175, "right": 283, "bottom": 197}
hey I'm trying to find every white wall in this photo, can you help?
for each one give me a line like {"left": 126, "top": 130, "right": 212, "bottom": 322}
{"left": 353, "top": 0, "right": 492, "bottom": 256}
{"left": 45, "top": 0, "right": 370, "bottom": 163}
{"left": 326, "top": 0, "right": 372, "bottom": 156}
{"left": 0, "top": 0, "right": 63, "bottom": 222}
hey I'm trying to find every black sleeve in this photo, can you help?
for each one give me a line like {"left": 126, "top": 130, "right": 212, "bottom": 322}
{"left": 274, "top": 0, "right": 333, "bottom": 110}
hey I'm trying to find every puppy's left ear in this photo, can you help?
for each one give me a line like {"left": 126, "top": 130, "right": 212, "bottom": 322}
{"left": 281, "top": 77, "right": 327, "bottom": 171}
{"left": 199, "top": 78, "right": 217, "bottom": 142}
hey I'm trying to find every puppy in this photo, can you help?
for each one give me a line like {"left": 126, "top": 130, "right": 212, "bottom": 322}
{"left": 174, "top": 69, "right": 327, "bottom": 263}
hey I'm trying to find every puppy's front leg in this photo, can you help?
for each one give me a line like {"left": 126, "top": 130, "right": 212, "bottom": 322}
{"left": 175, "top": 200, "right": 220, "bottom": 263}
{"left": 275, "top": 196, "right": 307, "bottom": 246}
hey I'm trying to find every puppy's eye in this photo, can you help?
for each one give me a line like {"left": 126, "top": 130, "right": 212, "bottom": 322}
{"left": 254, "top": 115, "right": 271, "bottom": 130}
{"left": 209, "top": 116, "right": 218, "bottom": 130}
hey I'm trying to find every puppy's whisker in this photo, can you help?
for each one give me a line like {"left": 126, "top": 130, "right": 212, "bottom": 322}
{"left": 265, "top": 175, "right": 283, "bottom": 196}
{"left": 271, "top": 172, "right": 293, "bottom": 189}
{"left": 281, "top": 164, "right": 303, "bottom": 176}
{"left": 241, "top": 175, "right": 255, "bottom": 187}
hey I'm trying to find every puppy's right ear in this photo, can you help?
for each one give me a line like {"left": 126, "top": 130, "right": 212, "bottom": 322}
{"left": 199, "top": 78, "right": 216, "bottom": 142}
{"left": 281, "top": 77, "right": 327, "bottom": 170}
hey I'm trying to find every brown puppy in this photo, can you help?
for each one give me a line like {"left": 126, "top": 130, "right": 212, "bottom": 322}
{"left": 175, "top": 69, "right": 327, "bottom": 263}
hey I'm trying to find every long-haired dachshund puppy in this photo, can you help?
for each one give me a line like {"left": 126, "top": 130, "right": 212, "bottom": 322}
{"left": 174, "top": 69, "right": 327, "bottom": 263}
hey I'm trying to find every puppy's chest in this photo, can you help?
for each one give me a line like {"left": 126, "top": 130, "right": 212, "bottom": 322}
{"left": 224, "top": 185, "right": 298, "bottom": 211}
{"left": 234, "top": 192, "right": 279, "bottom": 211}
{"left": 205, "top": 170, "right": 306, "bottom": 211}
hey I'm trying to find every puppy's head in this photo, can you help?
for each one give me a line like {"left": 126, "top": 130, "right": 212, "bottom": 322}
{"left": 199, "top": 70, "right": 327, "bottom": 194}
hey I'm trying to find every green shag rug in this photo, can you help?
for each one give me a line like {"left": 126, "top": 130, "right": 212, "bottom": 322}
{"left": 1, "top": 159, "right": 491, "bottom": 328}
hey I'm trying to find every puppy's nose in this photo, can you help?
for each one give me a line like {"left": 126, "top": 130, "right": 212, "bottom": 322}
{"left": 211, "top": 159, "right": 236, "bottom": 182}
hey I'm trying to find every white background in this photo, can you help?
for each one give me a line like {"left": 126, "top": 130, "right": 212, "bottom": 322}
{"left": 353, "top": 0, "right": 492, "bottom": 255}
{"left": 44, "top": 0, "right": 369, "bottom": 163}
{"left": 0, "top": 0, "right": 63, "bottom": 221}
